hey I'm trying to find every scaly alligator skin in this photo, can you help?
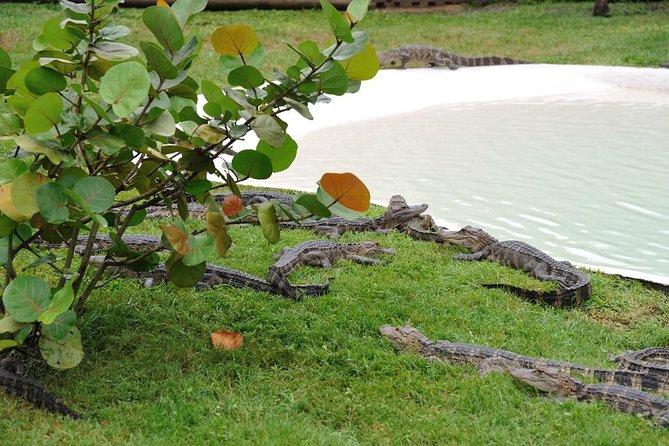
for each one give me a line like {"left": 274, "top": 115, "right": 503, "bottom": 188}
{"left": 95, "top": 260, "right": 327, "bottom": 299}
{"left": 268, "top": 240, "right": 395, "bottom": 299}
{"left": 280, "top": 195, "right": 428, "bottom": 237}
{"left": 507, "top": 366, "right": 669, "bottom": 427}
{"left": 612, "top": 347, "right": 669, "bottom": 381}
{"left": 379, "top": 326, "right": 669, "bottom": 394}
{"left": 0, "top": 358, "right": 81, "bottom": 419}
{"left": 35, "top": 234, "right": 163, "bottom": 252}
{"left": 439, "top": 226, "right": 591, "bottom": 307}
{"left": 378, "top": 45, "right": 529, "bottom": 70}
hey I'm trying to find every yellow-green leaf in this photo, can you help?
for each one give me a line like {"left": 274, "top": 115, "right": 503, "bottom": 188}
{"left": 342, "top": 44, "right": 379, "bottom": 81}
{"left": 211, "top": 25, "right": 258, "bottom": 57}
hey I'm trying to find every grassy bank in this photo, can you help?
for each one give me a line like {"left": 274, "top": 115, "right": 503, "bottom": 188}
{"left": 1, "top": 2, "right": 669, "bottom": 445}
{"left": 1, "top": 214, "right": 668, "bottom": 444}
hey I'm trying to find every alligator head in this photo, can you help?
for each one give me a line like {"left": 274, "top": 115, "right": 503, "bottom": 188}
{"left": 506, "top": 366, "right": 583, "bottom": 396}
{"left": 438, "top": 225, "right": 498, "bottom": 251}
{"left": 379, "top": 325, "right": 430, "bottom": 354}
{"left": 377, "top": 52, "right": 403, "bottom": 69}
{"left": 377, "top": 196, "right": 428, "bottom": 230}
{"left": 352, "top": 240, "right": 396, "bottom": 257}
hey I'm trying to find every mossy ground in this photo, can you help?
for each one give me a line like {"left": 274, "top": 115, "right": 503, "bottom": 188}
{"left": 1, "top": 2, "right": 668, "bottom": 445}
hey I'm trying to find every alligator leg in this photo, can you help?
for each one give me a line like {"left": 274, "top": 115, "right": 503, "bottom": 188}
{"left": 452, "top": 250, "right": 489, "bottom": 261}
{"left": 301, "top": 251, "right": 332, "bottom": 269}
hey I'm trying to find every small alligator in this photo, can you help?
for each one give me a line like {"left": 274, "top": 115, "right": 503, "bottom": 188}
{"left": 508, "top": 366, "right": 669, "bottom": 427}
{"left": 92, "top": 260, "right": 328, "bottom": 299}
{"left": 378, "top": 45, "right": 529, "bottom": 70}
{"left": 35, "top": 234, "right": 163, "bottom": 254}
{"left": 379, "top": 325, "right": 669, "bottom": 394}
{"left": 280, "top": 195, "right": 428, "bottom": 237}
{"left": 438, "top": 226, "right": 591, "bottom": 307}
{"left": 268, "top": 240, "right": 395, "bottom": 299}
{"left": 0, "top": 357, "right": 81, "bottom": 419}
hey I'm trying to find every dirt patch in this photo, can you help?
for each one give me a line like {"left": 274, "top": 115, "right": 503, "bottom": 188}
{"left": 0, "top": 29, "right": 20, "bottom": 51}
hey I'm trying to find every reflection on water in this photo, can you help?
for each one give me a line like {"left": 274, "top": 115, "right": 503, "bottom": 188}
{"left": 264, "top": 100, "right": 669, "bottom": 281}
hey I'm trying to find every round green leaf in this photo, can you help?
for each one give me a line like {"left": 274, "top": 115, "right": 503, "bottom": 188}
{"left": 24, "top": 92, "right": 63, "bottom": 134}
{"left": 231, "top": 150, "right": 273, "bottom": 180}
{"left": 12, "top": 172, "right": 48, "bottom": 216}
{"left": 25, "top": 67, "right": 67, "bottom": 95}
{"left": 41, "top": 310, "right": 76, "bottom": 341}
{"left": 249, "top": 115, "right": 285, "bottom": 148}
{"left": 38, "top": 282, "right": 74, "bottom": 325}
{"left": 294, "top": 194, "right": 331, "bottom": 218}
{"left": 319, "top": 62, "right": 349, "bottom": 96}
{"left": 72, "top": 176, "right": 115, "bottom": 213}
{"left": 183, "top": 235, "right": 215, "bottom": 266}
{"left": 39, "top": 325, "right": 83, "bottom": 369}
{"left": 257, "top": 202, "right": 280, "bottom": 244}
{"left": 184, "top": 179, "right": 212, "bottom": 195}
{"left": 2, "top": 276, "right": 52, "bottom": 323}
{"left": 342, "top": 44, "right": 379, "bottom": 81}
{"left": 99, "top": 61, "right": 150, "bottom": 118}
{"left": 166, "top": 254, "right": 206, "bottom": 287}
{"left": 256, "top": 135, "right": 298, "bottom": 173}
{"left": 36, "top": 182, "right": 70, "bottom": 224}
{"left": 228, "top": 65, "right": 265, "bottom": 89}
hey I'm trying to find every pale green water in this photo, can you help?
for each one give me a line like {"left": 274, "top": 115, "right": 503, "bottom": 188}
{"left": 269, "top": 100, "right": 669, "bottom": 281}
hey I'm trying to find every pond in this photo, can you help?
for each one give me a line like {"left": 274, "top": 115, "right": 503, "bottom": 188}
{"left": 246, "top": 65, "right": 669, "bottom": 283}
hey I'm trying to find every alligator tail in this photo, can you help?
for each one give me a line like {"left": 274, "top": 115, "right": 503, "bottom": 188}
{"left": 453, "top": 55, "right": 529, "bottom": 67}
{"left": 1, "top": 371, "right": 82, "bottom": 419}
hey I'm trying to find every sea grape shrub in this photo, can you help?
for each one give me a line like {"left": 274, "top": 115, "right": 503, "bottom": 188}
{"left": 0, "top": 0, "right": 378, "bottom": 368}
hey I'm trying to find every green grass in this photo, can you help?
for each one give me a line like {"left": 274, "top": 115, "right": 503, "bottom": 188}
{"left": 1, "top": 2, "right": 669, "bottom": 444}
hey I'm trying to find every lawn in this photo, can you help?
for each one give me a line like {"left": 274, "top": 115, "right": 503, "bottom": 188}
{"left": 1, "top": 2, "right": 669, "bottom": 445}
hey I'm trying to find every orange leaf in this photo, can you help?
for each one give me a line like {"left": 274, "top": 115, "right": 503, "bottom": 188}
{"left": 156, "top": 0, "right": 170, "bottom": 7}
{"left": 319, "top": 172, "right": 370, "bottom": 212}
{"left": 211, "top": 329, "right": 243, "bottom": 350}
{"left": 210, "top": 25, "right": 258, "bottom": 56}
{"left": 222, "top": 194, "right": 243, "bottom": 217}
{"left": 159, "top": 224, "right": 190, "bottom": 255}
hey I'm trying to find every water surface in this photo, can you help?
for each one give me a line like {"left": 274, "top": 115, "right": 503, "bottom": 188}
{"left": 263, "top": 100, "right": 669, "bottom": 281}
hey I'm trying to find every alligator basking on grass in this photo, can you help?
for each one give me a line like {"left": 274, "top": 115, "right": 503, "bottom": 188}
{"left": 378, "top": 45, "right": 529, "bottom": 70}
{"left": 379, "top": 325, "right": 669, "bottom": 395}
{"left": 279, "top": 195, "right": 428, "bottom": 237}
{"left": 438, "top": 226, "right": 591, "bottom": 307}
{"left": 268, "top": 240, "right": 395, "bottom": 299}
{"left": 0, "top": 357, "right": 81, "bottom": 419}
{"left": 91, "top": 259, "right": 328, "bottom": 300}
{"left": 508, "top": 366, "right": 669, "bottom": 427}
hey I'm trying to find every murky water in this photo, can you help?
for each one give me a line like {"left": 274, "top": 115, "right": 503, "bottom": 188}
{"left": 264, "top": 100, "right": 669, "bottom": 282}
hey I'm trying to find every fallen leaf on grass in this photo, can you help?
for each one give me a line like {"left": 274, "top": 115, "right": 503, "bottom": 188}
{"left": 211, "top": 329, "right": 243, "bottom": 350}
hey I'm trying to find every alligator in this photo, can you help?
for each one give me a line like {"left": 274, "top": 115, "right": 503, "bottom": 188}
{"left": 279, "top": 195, "right": 428, "bottom": 237}
{"left": 35, "top": 234, "right": 163, "bottom": 253}
{"left": 378, "top": 46, "right": 529, "bottom": 70}
{"left": 507, "top": 366, "right": 669, "bottom": 427}
{"left": 0, "top": 357, "right": 81, "bottom": 419}
{"left": 91, "top": 259, "right": 328, "bottom": 299}
{"left": 438, "top": 225, "right": 591, "bottom": 307}
{"left": 268, "top": 240, "right": 395, "bottom": 299}
{"left": 612, "top": 347, "right": 669, "bottom": 381}
{"left": 379, "top": 325, "right": 669, "bottom": 394}
{"left": 403, "top": 214, "right": 449, "bottom": 243}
